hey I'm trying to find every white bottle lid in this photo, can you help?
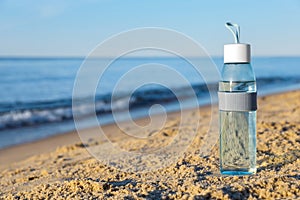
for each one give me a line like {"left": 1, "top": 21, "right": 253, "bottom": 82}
{"left": 224, "top": 22, "right": 251, "bottom": 64}
{"left": 224, "top": 43, "right": 250, "bottom": 63}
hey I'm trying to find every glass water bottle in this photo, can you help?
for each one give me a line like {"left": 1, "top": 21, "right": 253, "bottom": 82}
{"left": 219, "top": 22, "right": 257, "bottom": 175}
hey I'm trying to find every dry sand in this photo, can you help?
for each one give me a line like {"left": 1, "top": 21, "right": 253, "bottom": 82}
{"left": 0, "top": 90, "right": 299, "bottom": 199}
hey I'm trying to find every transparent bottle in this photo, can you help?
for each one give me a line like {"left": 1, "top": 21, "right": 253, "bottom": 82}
{"left": 219, "top": 23, "right": 257, "bottom": 175}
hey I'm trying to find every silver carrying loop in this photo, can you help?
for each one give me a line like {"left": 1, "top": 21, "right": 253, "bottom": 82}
{"left": 225, "top": 22, "right": 240, "bottom": 43}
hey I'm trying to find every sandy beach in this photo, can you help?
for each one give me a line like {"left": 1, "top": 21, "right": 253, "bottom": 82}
{"left": 0, "top": 90, "right": 299, "bottom": 199}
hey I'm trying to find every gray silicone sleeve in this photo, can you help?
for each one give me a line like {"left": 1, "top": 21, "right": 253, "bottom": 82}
{"left": 218, "top": 92, "right": 257, "bottom": 111}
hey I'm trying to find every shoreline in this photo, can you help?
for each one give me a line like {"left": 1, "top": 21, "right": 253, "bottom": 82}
{"left": 1, "top": 83, "right": 299, "bottom": 152}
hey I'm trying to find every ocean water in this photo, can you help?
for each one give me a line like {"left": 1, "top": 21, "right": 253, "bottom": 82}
{"left": 0, "top": 57, "right": 299, "bottom": 149}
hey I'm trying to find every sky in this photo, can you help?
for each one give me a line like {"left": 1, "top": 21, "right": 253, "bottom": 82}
{"left": 0, "top": 0, "right": 299, "bottom": 57}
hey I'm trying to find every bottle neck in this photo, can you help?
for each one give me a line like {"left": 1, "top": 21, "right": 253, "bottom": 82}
{"left": 221, "top": 62, "right": 256, "bottom": 83}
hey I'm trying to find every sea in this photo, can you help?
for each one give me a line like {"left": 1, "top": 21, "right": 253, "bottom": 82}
{"left": 0, "top": 57, "right": 299, "bottom": 149}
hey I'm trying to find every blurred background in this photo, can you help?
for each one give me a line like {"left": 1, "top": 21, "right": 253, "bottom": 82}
{"left": 0, "top": 0, "right": 299, "bottom": 149}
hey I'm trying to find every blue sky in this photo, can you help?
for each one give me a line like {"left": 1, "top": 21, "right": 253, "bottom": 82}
{"left": 0, "top": 0, "right": 299, "bottom": 57}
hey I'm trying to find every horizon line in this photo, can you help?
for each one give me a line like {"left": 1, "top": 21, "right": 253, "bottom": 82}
{"left": 0, "top": 55, "right": 300, "bottom": 60}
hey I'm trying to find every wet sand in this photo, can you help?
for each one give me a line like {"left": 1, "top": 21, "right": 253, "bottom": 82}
{"left": 0, "top": 90, "right": 299, "bottom": 199}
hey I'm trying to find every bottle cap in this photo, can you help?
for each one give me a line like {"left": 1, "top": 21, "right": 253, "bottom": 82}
{"left": 224, "top": 22, "right": 251, "bottom": 64}
{"left": 224, "top": 43, "right": 250, "bottom": 63}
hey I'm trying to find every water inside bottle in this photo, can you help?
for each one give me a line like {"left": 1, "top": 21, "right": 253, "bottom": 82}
{"left": 219, "top": 81, "right": 256, "bottom": 175}
{"left": 219, "top": 81, "right": 256, "bottom": 92}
